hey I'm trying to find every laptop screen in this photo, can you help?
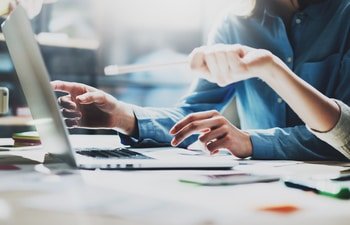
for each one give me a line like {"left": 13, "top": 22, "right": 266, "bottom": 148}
{"left": 2, "top": 6, "right": 77, "bottom": 167}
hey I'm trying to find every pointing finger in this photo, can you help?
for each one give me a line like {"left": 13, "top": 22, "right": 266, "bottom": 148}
{"left": 76, "top": 91, "right": 107, "bottom": 105}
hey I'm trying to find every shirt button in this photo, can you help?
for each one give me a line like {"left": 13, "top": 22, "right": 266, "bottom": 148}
{"left": 287, "top": 57, "right": 293, "bottom": 63}
{"left": 296, "top": 18, "right": 302, "bottom": 24}
{"left": 277, "top": 98, "right": 283, "bottom": 104}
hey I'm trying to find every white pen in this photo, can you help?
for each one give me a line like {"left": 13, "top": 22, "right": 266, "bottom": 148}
{"left": 104, "top": 59, "right": 189, "bottom": 76}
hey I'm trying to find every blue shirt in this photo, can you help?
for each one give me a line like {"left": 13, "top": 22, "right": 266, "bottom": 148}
{"left": 120, "top": 0, "right": 350, "bottom": 160}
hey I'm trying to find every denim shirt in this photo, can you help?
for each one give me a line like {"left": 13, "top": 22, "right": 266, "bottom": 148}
{"left": 120, "top": 0, "right": 350, "bottom": 160}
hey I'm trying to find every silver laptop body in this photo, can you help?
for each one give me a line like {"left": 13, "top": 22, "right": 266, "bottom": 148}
{"left": 2, "top": 6, "right": 236, "bottom": 170}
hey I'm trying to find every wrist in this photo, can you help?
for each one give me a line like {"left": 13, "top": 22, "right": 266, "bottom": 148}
{"left": 241, "top": 131, "right": 253, "bottom": 158}
{"left": 258, "top": 55, "right": 286, "bottom": 84}
{"left": 113, "top": 101, "right": 137, "bottom": 136}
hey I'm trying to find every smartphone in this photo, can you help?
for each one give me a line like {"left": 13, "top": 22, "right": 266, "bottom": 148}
{"left": 179, "top": 173, "right": 280, "bottom": 186}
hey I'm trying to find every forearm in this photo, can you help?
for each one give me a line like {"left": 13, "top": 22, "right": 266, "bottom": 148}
{"left": 119, "top": 106, "right": 199, "bottom": 148}
{"left": 249, "top": 126, "right": 346, "bottom": 160}
{"left": 260, "top": 57, "right": 340, "bottom": 132}
{"left": 118, "top": 79, "right": 236, "bottom": 147}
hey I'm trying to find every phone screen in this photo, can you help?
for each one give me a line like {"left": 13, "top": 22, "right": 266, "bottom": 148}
{"left": 180, "top": 173, "right": 280, "bottom": 186}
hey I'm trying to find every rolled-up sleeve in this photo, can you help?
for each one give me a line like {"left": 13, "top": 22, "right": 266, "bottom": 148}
{"left": 308, "top": 100, "right": 350, "bottom": 159}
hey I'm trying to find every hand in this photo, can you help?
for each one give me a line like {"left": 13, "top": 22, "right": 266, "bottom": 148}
{"left": 51, "top": 80, "right": 137, "bottom": 135}
{"left": 7, "top": 0, "right": 44, "bottom": 18}
{"left": 169, "top": 110, "right": 253, "bottom": 158}
{"left": 189, "top": 44, "right": 275, "bottom": 87}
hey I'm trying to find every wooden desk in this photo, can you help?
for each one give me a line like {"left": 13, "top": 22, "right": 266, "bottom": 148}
{"left": 0, "top": 135, "right": 350, "bottom": 225}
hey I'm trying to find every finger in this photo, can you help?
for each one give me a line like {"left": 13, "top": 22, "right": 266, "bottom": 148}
{"left": 64, "top": 118, "right": 79, "bottom": 128}
{"left": 227, "top": 44, "right": 246, "bottom": 57}
{"left": 215, "top": 51, "right": 230, "bottom": 85}
{"left": 214, "top": 48, "right": 229, "bottom": 75}
{"left": 198, "top": 126, "right": 228, "bottom": 145}
{"left": 206, "top": 136, "right": 229, "bottom": 153}
{"left": 189, "top": 47, "right": 209, "bottom": 74}
{"left": 51, "top": 80, "right": 78, "bottom": 94}
{"left": 227, "top": 50, "right": 247, "bottom": 77}
{"left": 61, "top": 108, "right": 82, "bottom": 119}
{"left": 241, "top": 49, "right": 272, "bottom": 66}
{"left": 204, "top": 50, "right": 221, "bottom": 82}
{"left": 226, "top": 52, "right": 246, "bottom": 82}
{"left": 76, "top": 91, "right": 106, "bottom": 105}
{"left": 51, "top": 80, "right": 95, "bottom": 94}
{"left": 58, "top": 96, "right": 77, "bottom": 110}
{"left": 240, "top": 45, "right": 254, "bottom": 55}
{"left": 170, "top": 110, "right": 220, "bottom": 135}
{"left": 171, "top": 117, "right": 225, "bottom": 146}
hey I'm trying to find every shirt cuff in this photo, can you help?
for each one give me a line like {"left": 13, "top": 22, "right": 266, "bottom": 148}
{"left": 118, "top": 105, "right": 169, "bottom": 147}
{"left": 307, "top": 100, "right": 350, "bottom": 159}
{"left": 248, "top": 130, "right": 276, "bottom": 159}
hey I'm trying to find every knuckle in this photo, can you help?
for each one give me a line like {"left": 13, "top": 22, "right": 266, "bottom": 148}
{"left": 230, "top": 44, "right": 242, "bottom": 52}
{"left": 64, "top": 119, "right": 73, "bottom": 127}
{"left": 175, "top": 134, "right": 184, "bottom": 141}
{"left": 214, "top": 50, "right": 224, "bottom": 58}
{"left": 199, "top": 135, "right": 207, "bottom": 143}
{"left": 207, "top": 143, "right": 217, "bottom": 152}
{"left": 221, "top": 124, "right": 229, "bottom": 131}
{"left": 186, "top": 114, "right": 195, "bottom": 123}
{"left": 189, "top": 122, "right": 199, "bottom": 129}
{"left": 259, "top": 49, "right": 273, "bottom": 60}
{"left": 98, "top": 91, "right": 107, "bottom": 101}
{"left": 60, "top": 108, "right": 66, "bottom": 115}
{"left": 204, "top": 51, "right": 215, "bottom": 59}
{"left": 62, "top": 108, "right": 68, "bottom": 114}
{"left": 57, "top": 97, "right": 63, "bottom": 105}
{"left": 218, "top": 117, "right": 227, "bottom": 124}
{"left": 191, "top": 47, "right": 203, "bottom": 58}
{"left": 210, "top": 110, "right": 220, "bottom": 116}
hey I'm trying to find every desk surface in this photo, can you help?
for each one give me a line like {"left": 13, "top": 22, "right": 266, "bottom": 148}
{"left": 0, "top": 135, "right": 350, "bottom": 225}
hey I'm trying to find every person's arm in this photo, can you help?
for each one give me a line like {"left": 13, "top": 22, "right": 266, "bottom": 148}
{"left": 172, "top": 44, "right": 349, "bottom": 160}
{"left": 119, "top": 80, "right": 236, "bottom": 148}
{"left": 307, "top": 100, "right": 350, "bottom": 158}
{"left": 247, "top": 49, "right": 350, "bottom": 159}
{"left": 51, "top": 79, "right": 235, "bottom": 148}
{"left": 189, "top": 44, "right": 343, "bottom": 132}
{"left": 254, "top": 53, "right": 350, "bottom": 159}
{"left": 51, "top": 81, "right": 138, "bottom": 135}
{"left": 260, "top": 56, "right": 341, "bottom": 133}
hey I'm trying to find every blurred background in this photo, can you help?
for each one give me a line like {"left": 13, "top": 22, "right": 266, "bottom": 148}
{"left": 0, "top": 0, "right": 237, "bottom": 137}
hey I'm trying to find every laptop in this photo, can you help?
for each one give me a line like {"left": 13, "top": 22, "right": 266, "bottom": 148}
{"left": 2, "top": 6, "right": 236, "bottom": 170}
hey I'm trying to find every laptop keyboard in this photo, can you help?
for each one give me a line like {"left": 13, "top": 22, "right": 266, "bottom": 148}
{"left": 76, "top": 147, "right": 152, "bottom": 159}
